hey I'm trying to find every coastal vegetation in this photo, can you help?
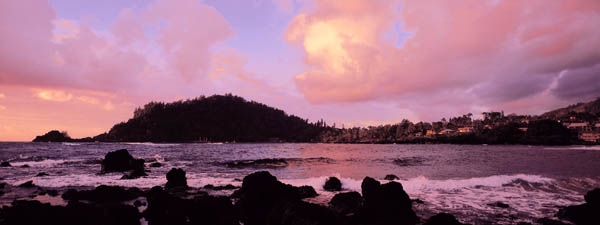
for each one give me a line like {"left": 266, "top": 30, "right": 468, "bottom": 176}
{"left": 33, "top": 95, "right": 600, "bottom": 145}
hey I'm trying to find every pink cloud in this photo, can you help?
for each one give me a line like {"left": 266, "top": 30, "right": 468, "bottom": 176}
{"left": 286, "top": 0, "right": 600, "bottom": 109}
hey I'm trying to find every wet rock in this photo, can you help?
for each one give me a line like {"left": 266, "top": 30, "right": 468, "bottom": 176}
{"left": 329, "top": 191, "right": 363, "bottom": 215}
{"left": 20, "top": 164, "right": 30, "bottom": 168}
{"left": 297, "top": 185, "right": 318, "bottom": 198}
{"left": 412, "top": 199, "right": 425, "bottom": 204}
{"left": 359, "top": 177, "right": 418, "bottom": 225}
{"left": 101, "top": 149, "right": 146, "bottom": 179}
{"left": 38, "top": 189, "right": 59, "bottom": 197}
{"left": 268, "top": 200, "right": 341, "bottom": 225}
{"left": 234, "top": 171, "right": 322, "bottom": 225}
{"left": 556, "top": 188, "right": 600, "bottom": 225}
{"left": 143, "top": 186, "right": 237, "bottom": 225}
{"left": 1, "top": 200, "right": 140, "bottom": 225}
{"left": 324, "top": 176, "right": 342, "bottom": 191}
{"left": 18, "top": 180, "right": 35, "bottom": 188}
{"left": 584, "top": 188, "right": 600, "bottom": 206}
{"left": 61, "top": 185, "right": 143, "bottom": 202}
{"left": 1, "top": 161, "right": 11, "bottom": 167}
{"left": 203, "top": 184, "right": 238, "bottom": 190}
{"left": 423, "top": 213, "right": 466, "bottom": 225}
{"left": 35, "top": 172, "right": 49, "bottom": 177}
{"left": 133, "top": 200, "right": 144, "bottom": 207}
{"left": 149, "top": 162, "right": 162, "bottom": 167}
{"left": 165, "top": 168, "right": 188, "bottom": 190}
{"left": 384, "top": 174, "right": 399, "bottom": 180}
{"left": 488, "top": 201, "right": 510, "bottom": 208}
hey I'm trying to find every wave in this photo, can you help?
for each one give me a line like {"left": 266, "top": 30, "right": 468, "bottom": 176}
{"left": 545, "top": 145, "right": 600, "bottom": 151}
{"left": 220, "top": 157, "right": 335, "bottom": 169}
{"left": 123, "top": 142, "right": 180, "bottom": 147}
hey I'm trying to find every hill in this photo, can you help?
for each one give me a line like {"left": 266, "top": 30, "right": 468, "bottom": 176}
{"left": 540, "top": 98, "right": 600, "bottom": 121}
{"left": 92, "top": 94, "right": 326, "bottom": 142}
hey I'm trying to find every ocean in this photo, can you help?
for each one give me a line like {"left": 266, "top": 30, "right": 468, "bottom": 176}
{"left": 1, "top": 142, "right": 599, "bottom": 224}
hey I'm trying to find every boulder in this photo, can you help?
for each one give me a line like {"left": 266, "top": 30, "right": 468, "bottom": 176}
{"left": 20, "top": 164, "right": 30, "bottom": 168}
{"left": 1, "top": 161, "right": 11, "bottom": 167}
{"left": 324, "top": 176, "right": 342, "bottom": 191}
{"left": 384, "top": 174, "right": 399, "bottom": 180}
{"left": 556, "top": 188, "right": 600, "bottom": 225}
{"left": 329, "top": 191, "right": 363, "bottom": 215}
{"left": 297, "top": 185, "right": 318, "bottom": 198}
{"left": 61, "top": 185, "right": 143, "bottom": 202}
{"left": 234, "top": 171, "right": 322, "bottom": 225}
{"left": 35, "top": 172, "right": 50, "bottom": 177}
{"left": 204, "top": 184, "right": 239, "bottom": 190}
{"left": 149, "top": 162, "right": 162, "bottom": 167}
{"left": 165, "top": 168, "right": 188, "bottom": 190}
{"left": 268, "top": 201, "right": 340, "bottom": 225}
{"left": 18, "top": 180, "right": 35, "bottom": 188}
{"left": 101, "top": 149, "right": 146, "bottom": 178}
{"left": 423, "top": 213, "right": 465, "bottom": 225}
{"left": 488, "top": 201, "right": 510, "bottom": 208}
{"left": 358, "top": 177, "right": 418, "bottom": 225}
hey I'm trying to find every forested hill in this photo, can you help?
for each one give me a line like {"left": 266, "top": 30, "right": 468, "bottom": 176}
{"left": 94, "top": 94, "right": 327, "bottom": 142}
{"left": 540, "top": 98, "right": 600, "bottom": 121}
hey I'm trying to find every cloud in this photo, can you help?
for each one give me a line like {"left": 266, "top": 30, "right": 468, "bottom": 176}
{"left": 286, "top": 0, "right": 600, "bottom": 109}
{"left": 0, "top": 93, "right": 5, "bottom": 99}
{"left": 35, "top": 89, "right": 73, "bottom": 102}
{"left": 0, "top": 105, "right": 5, "bottom": 110}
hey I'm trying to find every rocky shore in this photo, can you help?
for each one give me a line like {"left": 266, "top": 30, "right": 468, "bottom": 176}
{"left": 0, "top": 149, "right": 598, "bottom": 225}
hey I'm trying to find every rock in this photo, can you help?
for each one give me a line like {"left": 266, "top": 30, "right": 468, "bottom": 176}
{"left": 225, "top": 158, "right": 289, "bottom": 168}
{"left": 1, "top": 200, "right": 140, "bottom": 225}
{"left": 1, "top": 161, "right": 11, "bottom": 167}
{"left": 204, "top": 184, "right": 239, "bottom": 190}
{"left": 20, "top": 164, "right": 30, "bottom": 168}
{"left": 35, "top": 172, "right": 49, "bottom": 177}
{"left": 412, "top": 199, "right": 425, "bottom": 204}
{"left": 297, "top": 185, "right": 318, "bottom": 198}
{"left": 134, "top": 200, "right": 143, "bottom": 207}
{"left": 149, "top": 162, "right": 162, "bottom": 167}
{"left": 423, "top": 213, "right": 465, "bottom": 225}
{"left": 165, "top": 168, "right": 188, "bottom": 190}
{"left": 584, "top": 188, "right": 600, "bottom": 206}
{"left": 121, "top": 169, "right": 148, "bottom": 180}
{"left": 358, "top": 177, "right": 418, "bottom": 225}
{"left": 384, "top": 174, "right": 399, "bottom": 180}
{"left": 488, "top": 201, "right": 510, "bottom": 208}
{"left": 32, "top": 130, "right": 73, "bottom": 142}
{"left": 101, "top": 149, "right": 146, "bottom": 178}
{"left": 556, "top": 188, "right": 600, "bottom": 225}
{"left": 329, "top": 191, "right": 363, "bottom": 215}
{"left": 234, "top": 171, "right": 320, "bottom": 225}
{"left": 62, "top": 185, "right": 143, "bottom": 202}
{"left": 18, "top": 180, "right": 35, "bottom": 188}
{"left": 268, "top": 200, "right": 341, "bottom": 225}
{"left": 143, "top": 186, "right": 238, "bottom": 225}
{"left": 324, "top": 176, "right": 342, "bottom": 191}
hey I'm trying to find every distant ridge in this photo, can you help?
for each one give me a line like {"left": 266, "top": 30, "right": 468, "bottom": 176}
{"left": 541, "top": 98, "right": 600, "bottom": 120}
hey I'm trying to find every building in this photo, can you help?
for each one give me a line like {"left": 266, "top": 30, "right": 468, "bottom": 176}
{"left": 438, "top": 129, "right": 455, "bottom": 135}
{"left": 579, "top": 133, "right": 600, "bottom": 143}
{"left": 565, "top": 122, "right": 592, "bottom": 132}
{"left": 425, "top": 129, "right": 436, "bottom": 136}
{"left": 457, "top": 127, "right": 474, "bottom": 133}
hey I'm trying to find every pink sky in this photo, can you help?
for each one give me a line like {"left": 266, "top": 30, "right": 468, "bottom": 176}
{"left": 1, "top": 0, "right": 599, "bottom": 141}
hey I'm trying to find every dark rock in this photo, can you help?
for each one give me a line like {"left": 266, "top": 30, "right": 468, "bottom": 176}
{"left": 204, "top": 184, "right": 239, "bottom": 190}
{"left": 329, "top": 191, "right": 363, "bottom": 215}
{"left": 516, "top": 222, "right": 533, "bottom": 225}
{"left": 537, "top": 218, "right": 570, "bottom": 225}
{"left": 121, "top": 169, "right": 148, "bottom": 180}
{"left": 235, "top": 171, "right": 321, "bottom": 225}
{"left": 165, "top": 168, "right": 188, "bottom": 190}
{"left": 0, "top": 182, "right": 7, "bottom": 189}
{"left": 101, "top": 149, "right": 146, "bottom": 179}
{"left": 32, "top": 130, "right": 73, "bottom": 142}
{"left": 297, "top": 185, "right": 318, "bottom": 198}
{"left": 20, "top": 164, "right": 30, "bottom": 168}
{"left": 134, "top": 200, "right": 143, "bottom": 207}
{"left": 358, "top": 177, "right": 418, "bottom": 225}
{"left": 1, "top": 161, "right": 11, "bottom": 167}
{"left": 18, "top": 180, "right": 35, "bottom": 188}
{"left": 384, "top": 174, "right": 399, "bottom": 180}
{"left": 584, "top": 188, "right": 600, "bottom": 206}
{"left": 488, "top": 201, "right": 510, "bottom": 208}
{"left": 35, "top": 172, "right": 50, "bottom": 177}
{"left": 324, "top": 176, "right": 342, "bottom": 191}
{"left": 556, "top": 188, "right": 600, "bottom": 225}
{"left": 1, "top": 200, "right": 140, "bottom": 225}
{"left": 61, "top": 185, "right": 143, "bottom": 202}
{"left": 143, "top": 186, "right": 238, "bottom": 225}
{"left": 149, "top": 162, "right": 162, "bottom": 167}
{"left": 268, "top": 201, "right": 341, "bottom": 225}
{"left": 423, "top": 213, "right": 465, "bottom": 225}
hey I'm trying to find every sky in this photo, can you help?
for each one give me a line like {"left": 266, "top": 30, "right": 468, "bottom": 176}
{"left": 1, "top": 0, "right": 600, "bottom": 141}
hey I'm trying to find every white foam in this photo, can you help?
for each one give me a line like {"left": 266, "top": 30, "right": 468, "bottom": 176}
{"left": 545, "top": 145, "right": 600, "bottom": 151}
{"left": 9, "top": 159, "right": 77, "bottom": 168}
{"left": 62, "top": 143, "right": 81, "bottom": 146}
{"left": 123, "top": 142, "right": 180, "bottom": 147}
